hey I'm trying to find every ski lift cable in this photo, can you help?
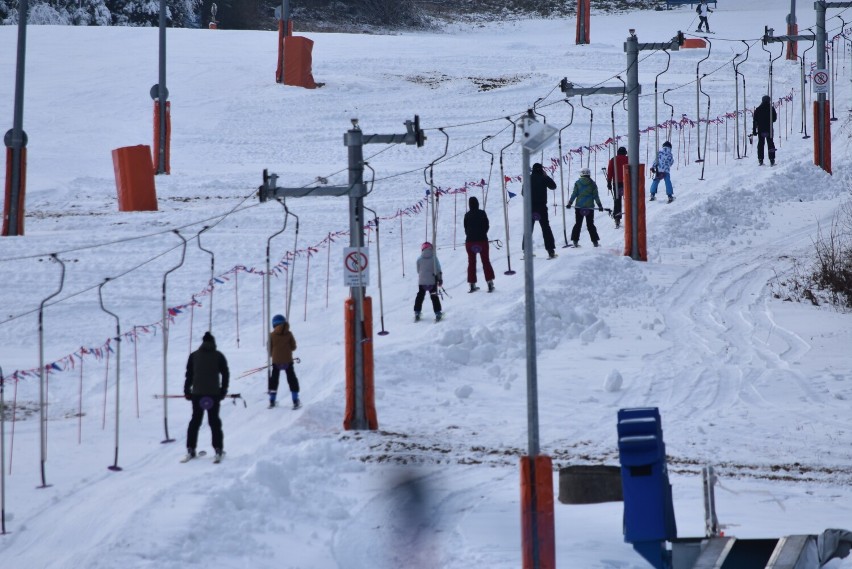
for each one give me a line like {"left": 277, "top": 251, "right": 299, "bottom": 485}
{"left": 281, "top": 200, "right": 299, "bottom": 323}
{"left": 480, "top": 134, "right": 496, "bottom": 210}
{"left": 732, "top": 45, "right": 749, "bottom": 159}
{"left": 264, "top": 200, "right": 289, "bottom": 357}
{"left": 696, "top": 37, "right": 712, "bottom": 165}
{"left": 761, "top": 39, "right": 785, "bottom": 141}
{"left": 195, "top": 225, "right": 215, "bottom": 333}
{"left": 498, "top": 117, "right": 518, "bottom": 276}
{"left": 801, "top": 30, "right": 816, "bottom": 138}
{"left": 654, "top": 50, "right": 672, "bottom": 152}
{"left": 97, "top": 277, "right": 123, "bottom": 472}
{"left": 0, "top": 237, "right": 190, "bottom": 328}
{"left": 37, "top": 253, "right": 66, "bottom": 488}
{"left": 557, "top": 99, "right": 575, "bottom": 248}
{"left": 736, "top": 40, "right": 752, "bottom": 156}
{"left": 363, "top": 202, "right": 390, "bottom": 337}
{"left": 579, "top": 94, "right": 594, "bottom": 168}
{"left": 160, "top": 229, "right": 188, "bottom": 445}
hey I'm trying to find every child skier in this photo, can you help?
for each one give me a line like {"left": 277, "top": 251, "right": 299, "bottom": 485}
{"left": 414, "top": 242, "right": 443, "bottom": 322}
{"left": 649, "top": 141, "right": 675, "bottom": 203}
{"left": 268, "top": 314, "right": 301, "bottom": 409}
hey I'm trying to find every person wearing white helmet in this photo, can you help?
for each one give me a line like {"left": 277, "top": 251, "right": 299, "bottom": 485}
{"left": 414, "top": 242, "right": 443, "bottom": 322}
{"left": 566, "top": 167, "right": 604, "bottom": 247}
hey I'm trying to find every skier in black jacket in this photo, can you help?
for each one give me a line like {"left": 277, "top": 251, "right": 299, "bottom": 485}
{"left": 529, "top": 163, "right": 557, "bottom": 259}
{"left": 183, "top": 331, "right": 230, "bottom": 461}
{"left": 752, "top": 95, "right": 777, "bottom": 166}
{"left": 463, "top": 196, "right": 495, "bottom": 293}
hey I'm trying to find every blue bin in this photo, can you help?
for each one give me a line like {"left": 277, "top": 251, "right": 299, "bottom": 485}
{"left": 617, "top": 407, "right": 677, "bottom": 544}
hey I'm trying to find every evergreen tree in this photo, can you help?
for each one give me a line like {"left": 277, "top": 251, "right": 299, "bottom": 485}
{"left": 107, "top": 0, "right": 199, "bottom": 26}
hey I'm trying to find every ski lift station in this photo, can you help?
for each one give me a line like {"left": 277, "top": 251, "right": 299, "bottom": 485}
{"left": 559, "top": 408, "right": 852, "bottom": 569}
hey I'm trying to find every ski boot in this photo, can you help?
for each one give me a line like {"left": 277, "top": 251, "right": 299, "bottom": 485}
{"left": 487, "top": 280, "right": 495, "bottom": 293}
{"left": 469, "top": 283, "right": 480, "bottom": 293}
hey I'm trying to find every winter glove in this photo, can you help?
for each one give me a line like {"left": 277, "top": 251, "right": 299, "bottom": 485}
{"left": 650, "top": 166, "right": 657, "bottom": 174}
{"left": 184, "top": 391, "right": 192, "bottom": 401}
{"left": 606, "top": 181, "right": 612, "bottom": 191}
{"left": 598, "top": 207, "right": 604, "bottom": 212}
{"left": 566, "top": 203, "right": 573, "bottom": 209}
{"left": 219, "top": 388, "right": 228, "bottom": 401}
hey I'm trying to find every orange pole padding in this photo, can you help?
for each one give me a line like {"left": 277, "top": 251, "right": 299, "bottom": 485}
{"left": 575, "top": 0, "right": 590, "bottom": 44}
{"left": 3, "top": 147, "right": 26, "bottom": 236}
{"left": 681, "top": 38, "right": 707, "bottom": 49}
{"left": 622, "top": 164, "right": 647, "bottom": 261}
{"left": 152, "top": 100, "right": 171, "bottom": 174}
{"left": 813, "top": 101, "right": 832, "bottom": 174}
{"left": 520, "top": 455, "right": 556, "bottom": 569}
{"left": 786, "top": 24, "right": 798, "bottom": 60}
{"left": 275, "top": 20, "right": 285, "bottom": 83}
{"left": 111, "top": 145, "right": 159, "bottom": 212}
{"left": 343, "top": 296, "right": 378, "bottom": 431}
{"left": 822, "top": 101, "right": 832, "bottom": 175}
{"left": 283, "top": 36, "right": 318, "bottom": 89}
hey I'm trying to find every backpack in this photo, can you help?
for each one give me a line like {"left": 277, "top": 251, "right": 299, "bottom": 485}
{"left": 695, "top": 4, "right": 701, "bottom": 14}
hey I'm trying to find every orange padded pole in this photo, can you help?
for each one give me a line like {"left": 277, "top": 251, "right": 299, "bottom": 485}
{"left": 520, "top": 455, "right": 556, "bottom": 569}
{"left": 813, "top": 101, "right": 832, "bottom": 174}
{"left": 3, "top": 147, "right": 26, "bottom": 236}
{"left": 152, "top": 101, "right": 171, "bottom": 174}
{"left": 343, "top": 296, "right": 378, "bottom": 430}
{"left": 622, "top": 163, "right": 647, "bottom": 261}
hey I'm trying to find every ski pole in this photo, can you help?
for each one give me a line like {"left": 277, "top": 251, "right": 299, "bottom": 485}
{"left": 238, "top": 358, "right": 301, "bottom": 379}
{"left": 154, "top": 393, "right": 246, "bottom": 407}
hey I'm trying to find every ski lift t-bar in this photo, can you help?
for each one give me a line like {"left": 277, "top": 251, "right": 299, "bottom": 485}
{"left": 258, "top": 115, "right": 425, "bottom": 201}
{"left": 256, "top": 115, "right": 425, "bottom": 432}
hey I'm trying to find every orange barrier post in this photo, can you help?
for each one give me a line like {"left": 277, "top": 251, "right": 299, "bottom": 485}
{"left": 2, "top": 147, "right": 26, "bottom": 236}
{"left": 152, "top": 101, "right": 171, "bottom": 174}
{"left": 111, "top": 145, "right": 158, "bottom": 212}
{"left": 786, "top": 23, "right": 798, "bottom": 60}
{"left": 575, "top": 0, "right": 590, "bottom": 44}
{"left": 284, "top": 36, "right": 318, "bottom": 89}
{"left": 275, "top": 19, "right": 285, "bottom": 83}
{"left": 813, "top": 101, "right": 832, "bottom": 174}
{"left": 520, "top": 455, "right": 556, "bottom": 569}
{"left": 622, "top": 164, "right": 647, "bottom": 261}
{"left": 343, "top": 296, "right": 378, "bottom": 430}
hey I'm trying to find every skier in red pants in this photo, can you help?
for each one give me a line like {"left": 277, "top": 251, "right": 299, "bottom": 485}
{"left": 463, "top": 196, "right": 495, "bottom": 293}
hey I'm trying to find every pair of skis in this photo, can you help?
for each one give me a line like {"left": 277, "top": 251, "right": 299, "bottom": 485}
{"left": 180, "top": 450, "right": 224, "bottom": 464}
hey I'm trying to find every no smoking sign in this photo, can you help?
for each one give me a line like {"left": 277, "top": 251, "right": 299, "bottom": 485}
{"left": 343, "top": 247, "right": 370, "bottom": 287}
{"left": 812, "top": 69, "right": 830, "bottom": 94}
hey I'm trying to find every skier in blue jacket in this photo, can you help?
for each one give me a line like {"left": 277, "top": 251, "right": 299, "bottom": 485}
{"left": 649, "top": 141, "right": 675, "bottom": 203}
